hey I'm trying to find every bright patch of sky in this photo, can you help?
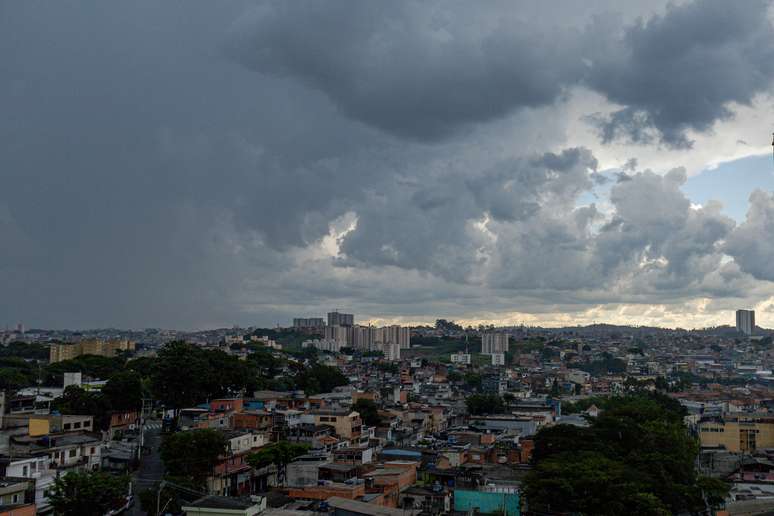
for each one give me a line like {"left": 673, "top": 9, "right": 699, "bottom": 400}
{"left": 682, "top": 154, "right": 774, "bottom": 222}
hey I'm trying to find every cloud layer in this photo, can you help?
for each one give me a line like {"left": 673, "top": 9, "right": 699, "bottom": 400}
{"left": 2, "top": 0, "right": 774, "bottom": 329}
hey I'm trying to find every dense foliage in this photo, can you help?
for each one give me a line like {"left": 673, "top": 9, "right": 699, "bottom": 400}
{"left": 524, "top": 393, "right": 729, "bottom": 515}
{"left": 160, "top": 429, "right": 227, "bottom": 487}
{"left": 353, "top": 398, "right": 381, "bottom": 426}
{"left": 292, "top": 363, "right": 348, "bottom": 395}
{"left": 578, "top": 351, "right": 627, "bottom": 375}
{"left": 52, "top": 386, "right": 113, "bottom": 430}
{"left": 151, "top": 341, "right": 258, "bottom": 410}
{"left": 247, "top": 441, "right": 309, "bottom": 469}
{"left": 46, "top": 355, "right": 126, "bottom": 386}
{"left": 466, "top": 394, "right": 505, "bottom": 415}
{"left": 0, "top": 341, "right": 49, "bottom": 360}
{"left": 48, "top": 470, "right": 129, "bottom": 516}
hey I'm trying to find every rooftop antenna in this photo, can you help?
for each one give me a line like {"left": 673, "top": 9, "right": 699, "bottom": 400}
{"left": 771, "top": 132, "right": 774, "bottom": 165}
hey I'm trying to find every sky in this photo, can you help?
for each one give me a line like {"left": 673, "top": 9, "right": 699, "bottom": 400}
{"left": 4, "top": 0, "right": 774, "bottom": 330}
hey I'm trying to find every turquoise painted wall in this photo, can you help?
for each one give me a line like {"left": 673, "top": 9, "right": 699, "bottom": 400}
{"left": 454, "top": 489, "right": 520, "bottom": 515}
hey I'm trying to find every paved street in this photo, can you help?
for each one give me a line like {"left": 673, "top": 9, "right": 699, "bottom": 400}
{"left": 129, "top": 421, "right": 164, "bottom": 515}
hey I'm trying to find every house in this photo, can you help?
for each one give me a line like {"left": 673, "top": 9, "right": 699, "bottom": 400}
{"left": 0, "top": 455, "right": 55, "bottom": 513}
{"left": 207, "top": 431, "right": 266, "bottom": 496}
{"left": 286, "top": 454, "right": 330, "bottom": 488}
{"left": 9, "top": 433, "right": 103, "bottom": 474}
{"left": 28, "top": 415, "right": 94, "bottom": 436}
{"left": 326, "top": 496, "right": 419, "bottom": 516}
{"left": 182, "top": 495, "right": 266, "bottom": 516}
{"left": 333, "top": 447, "right": 373, "bottom": 465}
{"left": 0, "top": 477, "right": 35, "bottom": 510}
{"left": 304, "top": 410, "right": 363, "bottom": 442}
{"left": 232, "top": 411, "right": 272, "bottom": 432}
{"left": 109, "top": 410, "right": 139, "bottom": 437}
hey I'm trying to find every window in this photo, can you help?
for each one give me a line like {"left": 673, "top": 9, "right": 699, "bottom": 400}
{"left": 69, "top": 449, "right": 77, "bottom": 458}
{"left": 74, "top": 422, "right": 81, "bottom": 429}
{"left": 90, "top": 447, "right": 95, "bottom": 454}
{"left": 22, "top": 466, "right": 28, "bottom": 477}
{"left": 84, "top": 420, "right": 91, "bottom": 427}
{"left": 11, "top": 494, "right": 18, "bottom": 503}
{"left": 63, "top": 423, "right": 71, "bottom": 430}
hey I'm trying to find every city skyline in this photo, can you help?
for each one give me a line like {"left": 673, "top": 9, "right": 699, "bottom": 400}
{"left": 4, "top": 1, "right": 774, "bottom": 330}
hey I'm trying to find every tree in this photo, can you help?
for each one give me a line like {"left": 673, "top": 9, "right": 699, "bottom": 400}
{"left": 550, "top": 378, "right": 561, "bottom": 397}
{"left": 152, "top": 341, "right": 258, "bottom": 412}
{"left": 466, "top": 394, "right": 505, "bottom": 415}
{"left": 160, "top": 429, "right": 227, "bottom": 488}
{"left": 524, "top": 393, "right": 729, "bottom": 515}
{"left": 247, "top": 441, "right": 308, "bottom": 485}
{"left": 52, "top": 385, "right": 112, "bottom": 430}
{"left": 102, "top": 370, "right": 143, "bottom": 412}
{"left": 353, "top": 399, "right": 381, "bottom": 426}
{"left": 463, "top": 372, "right": 482, "bottom": 390}
{"left": 48, "top": 470, "right": 129, "bottom": 516}
{"left": 293, "top": 364, "right": 348, "bottom": 395}
{"left": 45, "top": 355, "right": 125, "bottom": 386}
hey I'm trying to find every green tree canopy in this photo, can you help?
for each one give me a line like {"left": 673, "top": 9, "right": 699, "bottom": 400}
{"left": 293, "top": 364, "right": 348, "bottom": 395}
{"left": 524, "top": 393, "right": 729, "bottom": 515}
{"left": 353, "top": 399, "right": 381, "bottom": 426}
{"left": 151, "top": 341, "right": 258, "bottom": 410}
{"left": 52, "top": 385, "right": 112, "bottom": 430}
{"left": 160, "top": 429, "right": 227, "bottom": 488}
{"left": 247, "top": 441, "right": 308, "bottom": 485}
{"left": 466, "top": 394, "right": 505, "bottom": 415}
{"left": 45, "top": 354, "right": 125, "bottom": 386}
{"left": 48, "top": 470, "right": 129, "bottom": 516}
{"left": 102, "top": 370, "right": 143, "bottom": 412}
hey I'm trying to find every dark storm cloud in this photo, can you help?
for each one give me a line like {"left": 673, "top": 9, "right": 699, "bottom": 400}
{"left": 2, "top": 0, "right": 774, "bottom": 329}
{"left": 230, "top": 0, "right": 774, "bottom": 147}
{"left": 586, "top": 0, "right": 774, "bottom": 148}
{"left": 226, "top": 1, "right": 586, "bottom": 141}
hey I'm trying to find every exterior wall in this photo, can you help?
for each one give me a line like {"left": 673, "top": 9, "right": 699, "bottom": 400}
{"left": 0, "top": 504, "right": 35, "bottom": 516}
{"left": 286, "top": 461, "right": 321, "bottom": 487}
{"left": 210, "top": 399, "right": 244, "bottom": 412}
{"left": 698, "top": 418, "right": 774, "bottom": 452}
{"left": 49, "top": 339, "right": 135, "bottom": 363}
{"left": 286, "top": 483, "right": 365, "bottom": 501}
{"left": 481, "top": 333, "right": 509, "bottom": 354}
{"left": 4, "top": 457, "right": 55, "bottom": 512}
{"left": 454, "top": 489, "right": 520, "bottom": 516}
{"left": 233, "top": 412, "right": 272, "bottom": 431}
{"left": 368, "top": 464, "right": 417, "bottom": 491}
{"left": 314, "top": 412, "right": 362, "bottom": 440}
{"left": 28, "top": 419, "right": 48, "bottom": 437}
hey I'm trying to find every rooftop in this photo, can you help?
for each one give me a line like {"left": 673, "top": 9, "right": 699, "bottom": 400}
{"left": 183, "top": 495, "right": 260, "bottom": 510}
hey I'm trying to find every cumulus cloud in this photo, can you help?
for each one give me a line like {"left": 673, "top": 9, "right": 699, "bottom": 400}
{"left": 229, "top": 0, "right": 774, "bottom": 147}
{"left": 725, "top": 189, "right": 774, "bottom": 281}
{"left": 226, "top": 1, "right": 585, "bottom": 141}
{"left": 586, "top": 0, "right": 774, "bottom": 148}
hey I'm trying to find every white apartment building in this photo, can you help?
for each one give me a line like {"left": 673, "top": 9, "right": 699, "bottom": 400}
{"left": 382, "top": 325, "right": 411, "bottom": 349}
{"left": 383, "top": 342, "right": 401, "bottom": 361}
{"left": 324, "top": 325, "right": 350, "bottom": 346}
{"left": 736, "top": 309, "right": 755, "bottom": 336}
{"left": 302, "top": 339, "right": 342, "bottom": 353}
{"left": 491, "top": 353, "right": 505, "bottom": 366}
{"left": 481, "top": 333, "right": 509, "bottom": 354}
{"left": 451, "top": 353, "right": 471, "bottom": 365}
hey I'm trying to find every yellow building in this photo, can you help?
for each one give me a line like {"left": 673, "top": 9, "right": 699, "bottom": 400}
{"left": 311, "top": 409, "right": 362, "bottom": 441}
{"left": 49, "top": 339, "right": 135, "bottom": 363}
{"left": 698, "top": 414, "right": 774, "bottom": 452}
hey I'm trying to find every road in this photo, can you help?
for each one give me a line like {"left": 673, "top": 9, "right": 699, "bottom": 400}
{"left": 129, "top": 421, "right": 164, "bottom": 515}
